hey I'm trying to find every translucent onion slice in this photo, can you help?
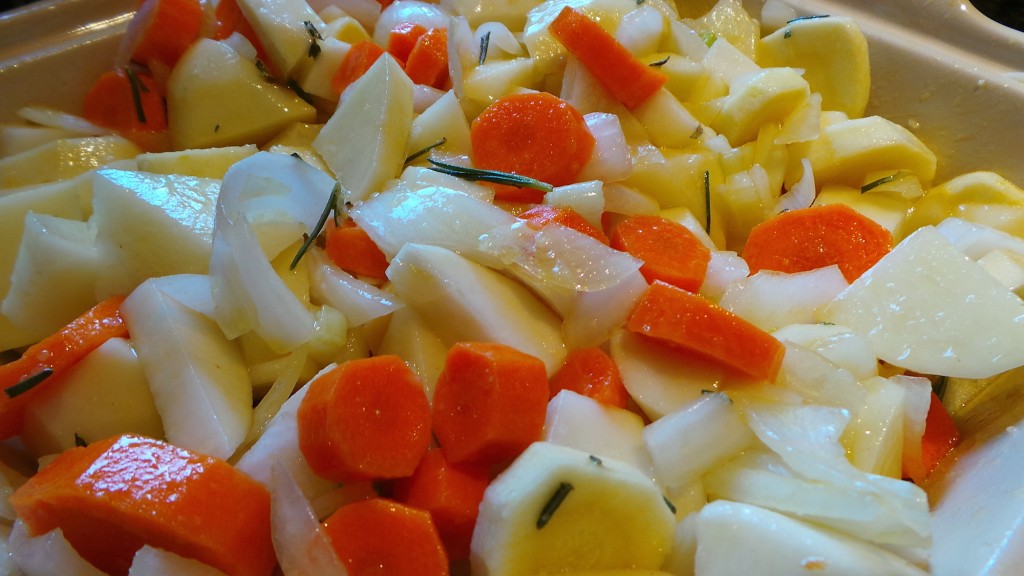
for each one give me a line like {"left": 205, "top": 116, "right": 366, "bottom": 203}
{"left": 578, "top": 113, "right": 632, "bottom": 183}
{"left": 562, "top": 267, "right": 648, "bottom": 349}
{"left": 17, "top": 106, "right": 109, "bottom": 136}
{"left": 269, "top": 463, "right": 348, "bottom": 576}
{"left": 10, "top": 520, "right": 105, "bottom": 576}
{"left": 308, "top": 249, "right": 403, "bottom": 326}
{"left": 475, "top": 22, "right": 522, "bottom": 61}
{"left": 615, "top": 4, "right": 665, "bottom": 56}
{"left": 545, "top": 180, "right": 605, "bottom": 229}
{"left": 774, "top": 158, "right": 816, "bottom": 214}
{"left": 447, "top": 16, "right": 475, "bottom": 101}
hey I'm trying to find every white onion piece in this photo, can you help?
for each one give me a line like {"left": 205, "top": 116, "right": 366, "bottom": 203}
{"left": 479, "top": 221, "right": 643, "bottom": 292}
{"left": 308, "top": 249, "right": 403, "bottom": 326}
{"left": 413, "top": 84, "right": 445, "bottom": 113}
{"left": 578, "top": 113, "right": 632, "bottom": 183}
{"left": 604, "top": 183, "right": 660, "bottom": 216}
{"left": 719, "top": 265, "right": 848, "bottom": 332}
{"left": 615, "top": 4, "right": 664, "bottom": 56}
{"left": 17, "top": 106, "right": 109, "bottom": 136}
{"left": 247, "top": 348, "right": 308, "bottom": 444}
{"left": 562, "top": 267, "right": 648, "bottom": 349}
{"left": 544, "top": 181, "right": 605, "bottom": 228}
{"left": 10, "top": 520, "right": 106, "bottom": 576}
{"left": 447, "top": 16, "right": 475, "bottom": 101}
{"left": 210, "top": 209, "right": 314, "bottom": 351}
{"left": 373, "top": 1, "right": 450, "bottom": 45}
{"left": 129, "top": 547, "right": 227, "bottom": 576}
{"left": 475, "top": 22, "right": 522, "bottom": 60}
{"left": 270, "top": 463, "right": 348, "bottom": 576}
{"left": 699, "top": 250, "right": 749, "bottom": 302}
{"left": 311, "top": 0, "right": 381, "bottom": 30}
{"left": 351, "top": 184, "right": 516, "bottom": 260}
{"left": 773, "top": 158, "right": 816, "bottom": 214}
{"left": 221, "top": 32, "right": 258, "bottom": 61}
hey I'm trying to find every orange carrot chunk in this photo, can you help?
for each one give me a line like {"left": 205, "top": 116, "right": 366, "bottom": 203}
{"left": 548, "top": 6, "right": 667, "bottom": 109}
{"left": 392, "top": 447, "right": 490, "bottom": 562}
{"left": 470, "top": 92, "right": 595, "bottom": 203}
{"left": 432, "top": 342, "right": 549, "bottom": 466}
{"left": 213, "top": 0, "right": 273, "bottom": 70}
{"left": 742, "top": 203, "right": 893, "bottom": 283}
{"left": 0, "top": 296, "right": 128, "bottom": 439}
{"left": 549, "top": 347, "right": 630, "bottom": 409}
{"left": 120, "top": 0, "right": 204, "bottom": 69}
{"left": 519, "top": 204, "right": 610, "bottom": 244}
{"left": 325, "top": 219, "right": 390, "bottom": 281}
{"left": 331, "top": 40, "right": 388, "bottom": 95}
{"left": 297, "top": 355, "right": 432, "bottom": 483}
{"left": 611, "top": 215, "right": 712, "bottom": 292}
{"left": 405, "top": 28, "right": 450, "bottom": 89}
{"left": 387, "top": 22, "right": 429, "bottom": 65}
{"left": 82, "top": 69, "right": 168, "bottom": 151}
{"left": 626, "top": 281, "right": 786, "bottom": 382}
{"left": 323, "top": 498, "right": 449, "bottom": 576}
{"left": 920, "top": 391, "right": 960, "bottom": 477}
{"left": 10, "top": 434, "right": 275, "bottom": 576}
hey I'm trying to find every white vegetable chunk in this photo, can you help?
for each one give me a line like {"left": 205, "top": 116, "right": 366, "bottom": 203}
{"left": 644, "top": 393, "right": 753, "bottom": 491}
{"left": 773, "top": 323, "right": 878, "bottom": 382}
{"left": 307, "top": 248, "right": 403, "bottom": 327}
{"left": 235, "top": 0, "right": 325, "bottom": 78}
{"left": 376, "top": 306, "right": 448, "bottom": 400}
{"left": 387, "top": 243, "right": 567, "bottom": 375}
{"left": 128, "top": 546, "right": 227, "bottom": 576}
{"left": 471, "top": 442, "right": 675, "bottom": 576}
{"left": 820, "top": 225, "right": 1024, "bottom": 378}
{"left": 2, "top": 214, "right": 98, "bottom": 340}
{"left": 122, "top": 278, "right": 253, "bottom": 461}
{"left": 544, "top": 390, "right": 652, "bottom": 478}
{"left": 314, "top": 54, "right": 413, "bottom": 203}
{"left": 91, "top": 168, "right": 220, "bottom": 297}
{"left": 719, "top": 265, "right": 848, "bottom": 332}
{"left": 268, "top": 464, "right": 346, "bottom": 576}
{"left": 10, "top": 520, "right": 106, "bottom": 576}
{"left": 695, "top": 501, "right": 928, "bottom": 576}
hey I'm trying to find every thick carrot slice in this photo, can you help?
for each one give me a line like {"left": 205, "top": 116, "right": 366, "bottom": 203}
{"left": 331, "top": 40, "right": 388, "bottom": 95}
{"left": 392, "top": 447, "right": 490, "bottom": 562}
{"left": 323, "top": 498, "right": 449, "bottom": 576}
{"left": 325, "top": 219, "right": 390, "bottom": 281}
{"left": 82, "top": 69, "right": 168, "bottom": 151}
{"left": 0, "top": 297, "right": 128, "bottom": 439}
{"left": 10, "top": 434, "right": 275, "bottom": 576}
{"left": 626, "top": 281, "right": 786, "bottom": 382}
{"left": 405, "top": 28, "right": 450, "bottom": 89}
{"left": 519, "top": 204, "right": 609, "bottom": 244}
{"left": 920, "top": 391, "right": 960, "bottom": 477}
{"left": 387, "top": 22, "right": 428, "bottom": 63}
{"left": 297, "top": 356, "right": 431, "bottom": 483}
{"left": 549, "top": 347, "right": 629, "bottom": 409}
{"left": 470, "top": 92, "right": 595, "bottom": 203}
{"left": 742, "top": 203, "right": 893, "bottom": 282}
{"left": 120, "top": 0, "right": 203, "bottom": 69}
{"left": 548, "top": 6, "right": 667, "bottom": 109}
{"left": 611, "top": 215, "right": 711, "bottom": 292}
{"left": 431, "top": 342, "right": 549, "bottom": 466}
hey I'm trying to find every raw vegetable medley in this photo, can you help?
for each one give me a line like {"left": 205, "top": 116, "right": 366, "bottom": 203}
{"left": 1, "top": 0, "right": 1023, "bottom": 574}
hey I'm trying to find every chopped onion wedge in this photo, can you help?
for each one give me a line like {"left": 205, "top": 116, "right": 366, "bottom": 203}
{"left": 579, "top": 113, "right": 632, "bottom": 183}
{"left": 17, "top": 106, "right": 109, "bottom": 136}
{"left": 10, "top": 520, "right": 105, "bottom": 576}
{"left": 773, "top": 158, "right": 816, "bottom": 214}
{"left": 308, "top": 249, "right": 403, "bottom": 326}
{"left": 270, "top": 463, "right": 348, "bottom": 576}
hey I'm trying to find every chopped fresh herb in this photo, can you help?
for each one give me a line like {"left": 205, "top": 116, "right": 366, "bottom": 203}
{"left": 700, "top": 388, "right": 716, "bottom": 395}
{"left": 784, "top": 29, "right": 792, "bottom": 39}
{"left": 703, "top": 169, "right": 712, "bottom": 234}
{"left": 700, "top": 30, "right": 717, "bottom": 47}
{"left": 663, "top": 496, "right": 677, "bottom": 514}
{"left": 5, "top": 368, "right": 53, "bottom": 399}
{"left": 820, "top": 321, "right": 835, "bottom": 326}
{"left": 214, "top": 123, "right": 221, "bottom": 133}
{"left": 636, "top": 0, "right": 646, "bottom": 4}
{"left": 303, "top": 20, "right": 324, "bottom": 40}
{"left": 405, "top": 137, "right": 447, "bottom": 164}
{"left": 648, "top": 56, "right": 670, "bottom": 67}
{"left": 308, "top": 41, "right": 321, "bottom": 59}
{"left": 934, "top": 375, "right": 949, "bottom": 402}
{"left": 588, "top": 454, "right": 603, "bottom": 466}
{"left": 787, "top": 14, "right": 830, "bottom": 24}
{"left": 287, "top": 79, "right": 315, "bottom": 105}
{"left": 691, "top": 124, "right": 704, "bottom": 139}
{"left": 537, "top": 482, "right": 574, "bottom": 529}
{"left": 290, "top": 182, "right": 340, "bottom": 270}
{"left": 479, "top": 31, "right": 491, "bottom": 66}
{"left": 74, "top": 433, "right": 88, "bottom": 448}
{"left": 255, "top": 59, "right": 272, "bottom": 80}
{"left": 427, "top": 159, "right": 554, "bottom": 193}
{"left": 861, "top": 171, "right": 907, "bottom": 193}
{"left": 125, "top": 67, "right": 147, "bottom": 124}
{"left": 291, "top": 152, "right": 302, "bottom": 160}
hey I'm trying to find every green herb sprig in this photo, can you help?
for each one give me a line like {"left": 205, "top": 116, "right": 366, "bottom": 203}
{"left": 427, "top": 159, "right": 553, "bottom": 193}
{"left": 405, "top": 138, "right": 447, "bottom": 164}
{"left": 703, "top": 170, "right": 712, "bottom": 234}
{"left": 290, "top": 182, "right": 341, "bottom": 270}
{"left": 479, "top": 31, "right": 491, "bottom": 66}
{"left": 125, "top": 67, "right": 148, "bottom": 124}
{"left": 861, "top": 171, "right": 907, "bottom": 193}
{"left": 537, "top": 482, "right": 574, "bottom": 529}
{"left": 304, "top": 20, "right": 323, "bottom": 59}
{"left": 5, "top": 368, "right": 53, "bottom": 399}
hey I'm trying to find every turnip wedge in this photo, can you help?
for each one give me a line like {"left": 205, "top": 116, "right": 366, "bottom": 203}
{"left": 820, "top": 225, "right": 1024, "bottom": 378}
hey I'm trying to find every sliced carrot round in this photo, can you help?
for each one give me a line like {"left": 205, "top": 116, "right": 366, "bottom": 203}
{"left": 297, "top": 355, "right": 431, "bottom": 483}
{"left": 519, "top": 204, "right": 609, "bottom": 244}
{"left": 404, "top": 28, "right": 450, "bottom": 89}
{"left": 742, "top": 203, "right": 892, "bottom": 282}
{"left": 323, "top": 498, "right": 449, "bottom": 576}
{"left": 549, "top": 347, "right": 629, "bottom": 409}
{"left": 611, "top": 214, "right": 711, "bottom": 292}
{"left": 470, "top": 92, "right": 595, "bottom": 203}
{"left": 324, "top": 219, "right": 390, "bottom": 281}
{"left": 431, "top": 342, "right": 549, "bottom": 466}
{"left": 10, "top": 434, "right": 275, "bottom": 576}
{"left": 386, "top": 22, "right": 428, "bottom": 63}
